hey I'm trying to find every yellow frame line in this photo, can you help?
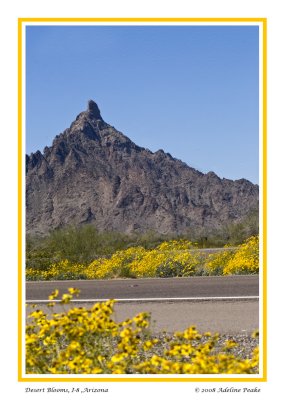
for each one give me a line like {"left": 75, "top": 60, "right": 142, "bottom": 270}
{"left": 18, "top": 18, "right": 23, "bottom": 382}
{"left": 18, "top": 17, "right": 267, "bottom": 383}
{"left": 18, "top": 377, "right": 265, "bottom": 382}
{"left": 262, "top": 18, "right": 267, "bottom": 382}
{"left": 18, "top": 17, "right": 266, "bottom": 23}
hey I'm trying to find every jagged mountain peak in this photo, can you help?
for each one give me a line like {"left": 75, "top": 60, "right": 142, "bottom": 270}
{"left": 86, "top": 99, "right": 103, "bottom": 120}
{"left": 74, "top": 99, "right": 103, "bottom": 122}
{"left": 26, "top": 101, "right": 259, "bottom": 235}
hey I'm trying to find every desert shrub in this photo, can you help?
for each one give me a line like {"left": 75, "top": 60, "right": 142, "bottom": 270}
{"left": 26, "top": 236, "right": 259, "bottom": 280}
{"left": 204, "top": 248, "right": 236, "bottom": 275}
{"left": 223, "top": 236, "right": 259, "bottom": 275}
{"left": 26, "top": 208, "right": 259, "bottom": 270}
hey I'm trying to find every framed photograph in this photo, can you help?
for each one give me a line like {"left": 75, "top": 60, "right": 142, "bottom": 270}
{"left": 19, "top": 18, "right": 266, "bottom": 383}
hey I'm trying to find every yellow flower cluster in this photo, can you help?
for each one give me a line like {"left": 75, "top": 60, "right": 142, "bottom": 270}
{"left": 26, "top": 259, "right": 87, "bottom": 281}
{"left": 26, "top": 237, "right": 259, "bottom": 280}
{"left": 223, "top": 236, "right": 259, "bottom": 275}
{"left": 26, "top": 289, "right": 259, "bottom": 375}
{"left": 204, "top": 249, "right": 237, "bottom": 275}
{"left": 200, "top": 236, "right": 259, "bottom": 276}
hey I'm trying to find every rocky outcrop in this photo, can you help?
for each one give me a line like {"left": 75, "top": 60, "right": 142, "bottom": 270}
{"left": 26, "top": 100, "right": 259, "bottom": 235}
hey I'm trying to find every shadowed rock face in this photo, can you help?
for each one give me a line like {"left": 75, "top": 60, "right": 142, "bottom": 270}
{"left": 26, "top": 100, "right": 259, "bottom": 235}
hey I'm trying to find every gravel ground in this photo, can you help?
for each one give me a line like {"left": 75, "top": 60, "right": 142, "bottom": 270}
{"left": 217, "top": 333, "right": 259, "bottom": 360}
{"left": 122, "top": 332, "right": 260, "bottom": 374}
{"left": 149, "top": 332, "right": 259, "bottom": 362}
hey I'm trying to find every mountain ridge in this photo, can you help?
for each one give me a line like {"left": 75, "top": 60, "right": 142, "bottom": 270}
{"left": 26, "top": 100, "right": 259, "bottom": 235}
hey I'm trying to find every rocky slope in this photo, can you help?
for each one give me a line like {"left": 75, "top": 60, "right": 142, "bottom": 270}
{"left": 26, "top": 100, "right": 259, "bottom": 235}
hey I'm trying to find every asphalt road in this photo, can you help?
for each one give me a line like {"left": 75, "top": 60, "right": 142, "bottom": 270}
{"left": 26, "top": 275, "right": 259, "bottom": 301}
{"left": 26, "top": 300, "right": 259, "bottom": 334}
{"left": 26, "top": 276, "right": 259, "bottom": 333}
{"left": 112, "top": 300, "right": 259, "bottom": 334}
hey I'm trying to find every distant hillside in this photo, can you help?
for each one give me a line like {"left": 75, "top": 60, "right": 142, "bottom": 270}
{"left": 26, "top": 100, "right": 259, "bottom": 235}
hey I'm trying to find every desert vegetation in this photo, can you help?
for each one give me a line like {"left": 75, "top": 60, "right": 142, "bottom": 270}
{"left": 26, "top": 235, "right": 259, "bottom": 281}
{"left": 26, "top": 208, "right": 258, "bottom": 271}
{"left": 26, "top": 289, "right": 259, "bottom": 374}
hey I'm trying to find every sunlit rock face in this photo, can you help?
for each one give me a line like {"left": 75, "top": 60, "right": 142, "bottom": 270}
{"left": 26, "top": 100, "right": 259, "bottom": 235}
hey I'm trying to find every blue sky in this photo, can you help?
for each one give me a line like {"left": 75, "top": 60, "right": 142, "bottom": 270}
{"left": 26, "top": 25, "right": 259, "bottom": 183}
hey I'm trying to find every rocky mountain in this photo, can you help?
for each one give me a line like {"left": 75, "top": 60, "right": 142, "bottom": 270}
{"left": 26, "top": 100, "right": 259, "bottom": 235}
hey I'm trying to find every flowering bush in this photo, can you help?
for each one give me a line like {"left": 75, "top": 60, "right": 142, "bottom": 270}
{"left": 26, "top": 289, "right": 259, "bottom": 374}
{"left": 223, "top": 236, "right": 259, "bottom": 275}
{"left": 204, "top": 248, "right": 236, "bottom": 275}
{"left": 26, "top": 237, "right": 259, "bottom": 280}
{"left": 26, "top": 259, "right": 87, "bottom": 281}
